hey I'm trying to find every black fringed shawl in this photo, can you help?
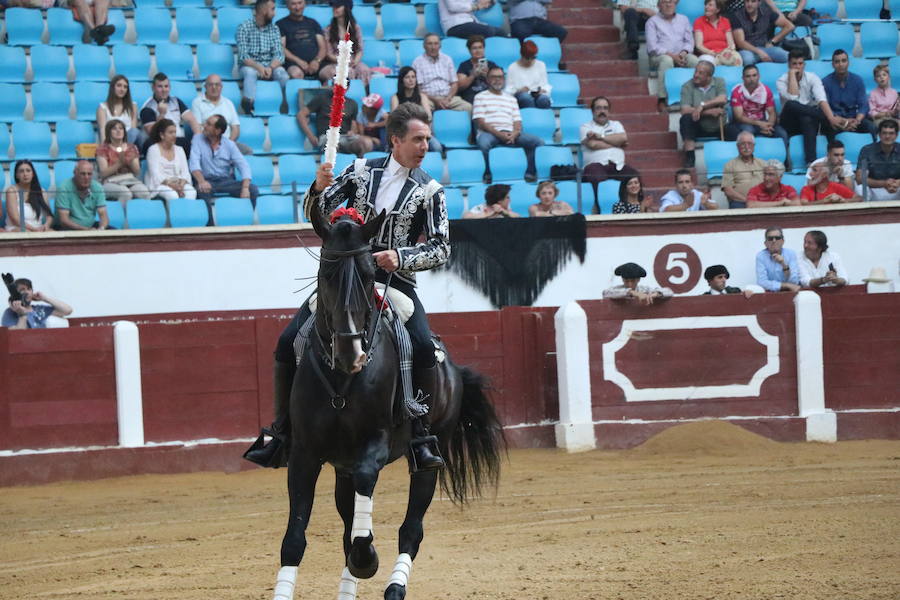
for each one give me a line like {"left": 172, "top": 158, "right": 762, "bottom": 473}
{"left": 440, "top": 215, "right": 587, "bottom": 308}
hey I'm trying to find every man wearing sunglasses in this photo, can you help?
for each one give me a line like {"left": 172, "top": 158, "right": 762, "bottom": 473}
{"left": 755, "top": 227, "right": 801, "bottom": 292}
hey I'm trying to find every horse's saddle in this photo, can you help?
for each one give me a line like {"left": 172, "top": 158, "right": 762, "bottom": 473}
{"left": 306, "top": 283, "right": 415, "bottom": 324}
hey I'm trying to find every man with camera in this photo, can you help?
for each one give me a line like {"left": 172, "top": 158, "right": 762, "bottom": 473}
{"left": 2, "top": 275, "right": 73, "bottom": 330}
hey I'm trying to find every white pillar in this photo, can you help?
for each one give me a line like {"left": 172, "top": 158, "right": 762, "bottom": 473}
{"left": 553, "top": 302, "right": 596, "bottom": 452}
{"left": 793, "top": 291, "right": 836, "bottom": 442}
{"left": 114, "top": 320, "right": 145, "bottom": 447}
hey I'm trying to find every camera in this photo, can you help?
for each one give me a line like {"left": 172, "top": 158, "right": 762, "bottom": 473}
{"left": 828, "top": 263, "right": 835, "bottom": 273}
{"left": 3, "top": 272, "right": 28, "bottom": 306}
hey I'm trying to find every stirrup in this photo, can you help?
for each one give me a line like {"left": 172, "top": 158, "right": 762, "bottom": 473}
{"left": 408, "top": 434, "right": 444, "bottom": 473}
{"left": 242, "top": 428, "right": 286, "bottom": 468}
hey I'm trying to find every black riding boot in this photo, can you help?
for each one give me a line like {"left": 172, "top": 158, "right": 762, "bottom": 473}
{"left": 408, "top": 365, "right": 445, "bottom": 472}
{"left": 243, "top": 360, "right": 293, "bottom": 468}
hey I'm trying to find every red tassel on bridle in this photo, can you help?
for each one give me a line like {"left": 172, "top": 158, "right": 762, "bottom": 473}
{"left": 330, "top": 207, "right": 365, "bottom": 225}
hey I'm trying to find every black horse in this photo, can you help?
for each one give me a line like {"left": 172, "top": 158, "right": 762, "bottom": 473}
{"left": 270, "top": 204, "right": 504, "bottom": 600}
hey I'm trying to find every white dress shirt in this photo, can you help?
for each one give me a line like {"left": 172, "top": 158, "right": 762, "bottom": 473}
{"left": 798, "top": 249, "right": 847, "bottom": 287}
{"left": 375, "top": 155, "right": 410, "bottom": 216}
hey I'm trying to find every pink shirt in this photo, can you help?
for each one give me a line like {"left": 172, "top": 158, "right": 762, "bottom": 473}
{"left": 693, "top": 15, "right": 732, "bottom": 53}
{"left": 730, "top": 84, "right": 775, "bottom": 122}
{"left": 868, "top": 86, "right": 898, "bottom": 116}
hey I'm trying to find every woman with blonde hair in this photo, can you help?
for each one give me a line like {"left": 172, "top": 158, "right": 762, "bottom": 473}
{"left": 529, "top": 180, "right": 574, "bottom": 216}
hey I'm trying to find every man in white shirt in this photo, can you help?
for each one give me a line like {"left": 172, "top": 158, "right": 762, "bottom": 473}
{"left": 191, "top": 75, "right": 252, "bottom": 155}
{"left": 581, "top": 95, "right": 639, "bottom": 189}
{"left": 798, "top": 229, "right": 847, "bottom": 288}
{"left": 413, "top": 34, "right": 472, "bottom": 112}
{"left": 658, "top": 169, "right": 718, "bottom": 211}
{"left": 805, "top": 140, "right": 854, "bottom": 188}
{"left": 473, "top": 66, "right": 544, "bottom": 183}
{"left": 776, "top": 49, "right": 836, "bottom": 167}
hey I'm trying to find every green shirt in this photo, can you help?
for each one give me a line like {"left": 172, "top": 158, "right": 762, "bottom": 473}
{"left": 681, "top": 76, "right": 726, "bottom": 133}
{"left": 55, "top": 178, "right": 106, "bottom": 228}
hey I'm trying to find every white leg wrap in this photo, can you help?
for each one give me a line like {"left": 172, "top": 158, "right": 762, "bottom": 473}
{"left": 273, "top": 566, "right": 298, "bottom": 600}
{"left": 351, "top": 493, "right": 373, "bottom": 541}
{"left": 336, "top": 567, "right": 359, "bottom": 600}
{"left": 386, "top": 553, "right": 412, "bottom": 589}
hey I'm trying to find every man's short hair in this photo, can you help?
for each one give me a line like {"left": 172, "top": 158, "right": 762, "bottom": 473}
{"left": 466, "top": 34, "right": 485, "bottom": 49}
{"left": 674, "top": 168, "right": 692, "bottom": 181}
{"left": 788, "top": 49, "right": 806, "bottom": 62}
{"left": 590, "top": 96, "right": 611, "bottom": 110}
{"left": 737, "top": 130, "right": 755, "bottom": 143}
{"left": 487, "top": 65, "right": 504, "bottom": 76}
{"left": 763, "top": 159, "right": 785, "bottom": 176}
{"left": 423, "top": 32, "right": 440, "bottom": 44}
{"left": 485, "top": 183, "right": 511, "bottom": 206}
{"left": 764, "top": 226, "right": 783, "bottom": 238}
{"left": 211, "top": 114, "right": 227, "bottom": 134}
{"left": 878, "top": 118, "right": 899, "bottom": 134}
{"left": 386, "top": 102, "right": 430, "bottom": 141}
{"left": 13, "top": 278, "right": 32, "bottom": 290}
{"left": 153, "top": 72, "right": 169, "bottom": 84}
{"left": 826, "top": 140, "right": 845, "bottom": 152}
{"left": 697, "top": 60, "right": 715, "bottom": 76}
{"left": 742, "top": 64, "right": 759, "bottom": 76}
{"left": 255, "top": 0, "right": 273, "bottom": 11}
{"left": 831, "top": 48, "right": 849, "bottom": 61}
{"left": 806, "top": 230, "right": 828, "bottom": 251}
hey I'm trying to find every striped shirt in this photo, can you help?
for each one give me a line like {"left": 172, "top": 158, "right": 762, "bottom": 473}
{"left": 412, "top": 52, "right": 457, "bottom": 97}
{"left": 236, "top": 18, "right": 285, "bottom": 65}
{"left": 472, "top": 90, "right": 521, "bottom": 131}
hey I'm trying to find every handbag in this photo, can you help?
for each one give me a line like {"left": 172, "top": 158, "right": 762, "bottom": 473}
{"left": 549, "top": 165, "right": 578, "bottom": 181}
{"left": 104, "top": 173, "right": 142, "bottom": 187}
{"left": 780, "top": 36, "right": 812, "bottom": 60}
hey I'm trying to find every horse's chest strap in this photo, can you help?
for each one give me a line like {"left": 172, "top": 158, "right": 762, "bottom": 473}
{"left": 309, "top": 348, "right": 355, "bottom": 410}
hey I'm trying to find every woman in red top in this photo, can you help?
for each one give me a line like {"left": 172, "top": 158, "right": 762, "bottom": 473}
{"left": 693, "top": 0, "right": 742, "bottom": 66}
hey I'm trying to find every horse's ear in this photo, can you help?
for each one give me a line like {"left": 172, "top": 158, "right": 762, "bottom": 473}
{"left": 360, "top": 210, "right": 387, "bottom": 242}
{"left": 310, "top": 201, "right": 331, "bottom": 240}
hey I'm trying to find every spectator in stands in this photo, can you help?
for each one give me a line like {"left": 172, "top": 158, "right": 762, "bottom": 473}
{"left": 766, "top": 0, "right": 811, "bottom": 27}
{"left": 805, "top": 140, "right": 855, "bottom": 189}
{"left": 529, "top": 180, "right": 574, "bottom": 216}
{"left": 96, "top": 75, "right": 142, "bottom": 148}
{"left": 800, "top": 162, "right": 861, "bottom": 205}
{"left": 2, "top": 277, "right": 72, "bottom": 330}
{"left": 755, "top": 226, "right": 800, "bottom": 292}
{"left": 799, "top": 230, "right": 847, "bottom": 288}
{"left": 731, "top": 0, "right": 792, "bottom": 66}
{"left": 505, "top": 41, "right": 552, "bottom": 109}
{"left": 298, "top": 88, "right": 372, "bottom": 156}
{"left": 392, "top": 67, "right": 443, "bottom": 153}
{"left": 192, "top": 75, "right": 252, "bottom": 156}
{"left": 140, "top": 73, "right": 202, "bottom": 156}
{"left": 646, "top": 0, "right": 699, "bottom": 112}
{"left": 727, "top": 64, "right": 787, "bottom": 148}
{"left": 618, "top": 0, "right": 657, "bottom": 60}
{"left": 868, "top": 65, "right": 900, "bottom": 128}
{"left": 613, "top": 175, "right": 657, "bottom": 213}
{"left": 145, "top": 119, "right": 197, "bottom": 206}
{"left": 603, "top": 262, "right": 673, "bottom": 304}
{"left": 777, "top": 49, "right": 830, "bottom": 167}
{"left": 66, "top": 0, "right": 115, "bottom": 46}
{"left": 822, "top": 50, "right": 877, "bottom": 140}
{"left": 702, "top": 264, "right": 754, "bottom": 296}
{"left": 659, "top": 168, "right": 718, "bottom": 211}
{"left": 96, "top": 120, "right": 151, "bottom": 207}
{"left": 191, "top": 115, "right": 259, "bottom": 215}
{"left": 3, "top": 160, "right": 52, "bottom": 232}
{"left": 457, "top": 35, "right": 498, "bottom": 106}
{"left": 679, "top": 60, "right": 727, "bottom": 168}
{"left": 357, "top": 93, "right": 388, "bottom": 152}
{"left": 236, "top": 0, "right": 289, "bottom": 116}
{"left": 319, "top": 0, "right": 371, "bottom": 87}
{"left": 439, "top": 0, "right": 506, "bottom": 39}
{"left": 722, "top": 131, "right": 765, "bottom": 208}
{"left": 473, "top": 66, "right": 543, "bottom": 183}
{"left": 746, "top": 159, "right": 800, "bottom": 207}
{"left": 507, "top": 0, "right": 567, "bottom": 43}
{"left": 693, "top": 0, "right": 742, "bottom": 66}
{"left": 856, "top": 118, "right": 900, "bottom": 201}
{"left": 278, "top": 0, "right": 327, "bottom": 81}
{"left": 414, "top": 34, "right": 472, "bottom": 112}
{"left": 463, "top": 183, "right": 521, "bottom": 218}
{"left": 55, "top": 160, "right": 110, "bottom": 231}
{"left": 581, "top": 96, "right": 638, "bottom": 189}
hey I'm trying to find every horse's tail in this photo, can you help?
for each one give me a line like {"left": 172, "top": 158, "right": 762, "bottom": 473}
{"left": 440, "top": 365, "right": 506, "bottom": 504}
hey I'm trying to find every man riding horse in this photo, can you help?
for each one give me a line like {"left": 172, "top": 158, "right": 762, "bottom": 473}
{"left": 246, "top": 102, "right": 449, "bottom": 472}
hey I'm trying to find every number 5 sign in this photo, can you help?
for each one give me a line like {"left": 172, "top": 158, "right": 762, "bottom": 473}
{"left": 653, "top": 243, "right": 702, "bottom": 293}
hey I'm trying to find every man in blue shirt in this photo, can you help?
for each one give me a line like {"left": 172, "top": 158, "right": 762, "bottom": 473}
{"left": 2, "top": 277, "right": 73, "bottom": 330}
{"left": 190, "top": 115, "right": 259, "bottom": 216}
{"left": 821, "top": 49, "right": 877, "bottom": 141}
{"left": 755, "top": 227, "right": 801, "bottom": 292}
{"left": 507, "top": 0, "right": 568, "bottom": 43}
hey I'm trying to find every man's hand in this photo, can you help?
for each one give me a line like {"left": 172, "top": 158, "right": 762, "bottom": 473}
{"left": 772, "top": 252, "right": 785, "bottom": 265}
{"left": 9, "top": 300, "right": 30, "bottom": 316}
{"left": 435, "top": 96, "right": 450, "bottom": 110}
{"left": 757, "top": 50, "right": 772, "bottom": 62}
{"left": 157, "top": 102, "right": 168, "bottom": 117}
{"left": 240, "top": 185, "right": 251, "bottom": 199}
{"left": 197, "top": 179, "right": 212, "bottom": 194}
{"left": 314, "top": 162, "right": 334, "bottom": 192}
{"left": 742, "top": 288, "right": 755, "bottom": 299}
{"left": 759, "top": 122, "right": 774, "bottom": 136}
{"left": 373, "top": 249, "right": 400, "bottom": 272}
{"left": 783, "top": 282, "right": 801, "bottom": 292}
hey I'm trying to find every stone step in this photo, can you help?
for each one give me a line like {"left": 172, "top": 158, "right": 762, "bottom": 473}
{"left": 569, "top": 60, "right": 639, "bottom": 78}
{"left": 616, "top": 114, "right": 670, "bottom": 131}
{"left": 578, "top": 95, "right": 658, "bottom": 113}
{"left": 622, "top": 150, "right": 685, "bottom": 171}
{"left": 551, "top": 0, "right": 614, "bottom": 11}
{"left": 549, "top": 6, "right": 614, "bottom": 25}
{"left": 564, "top": 42, "right": 628, "bottom": 61}
{"left": 565, "top": 25, "right": 622, "bottom": 44}
{"left": 623, "top": 131, "right": 679, "bottom": 150}
{"left": 573, "top": 76, "right": 645, "bottom": 96}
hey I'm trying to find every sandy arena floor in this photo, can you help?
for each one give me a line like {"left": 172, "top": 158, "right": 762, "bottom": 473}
{"left": 1, "top": 422, "right": 898, "bottom": 600}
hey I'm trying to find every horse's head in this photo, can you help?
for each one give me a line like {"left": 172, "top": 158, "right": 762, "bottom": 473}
{"left": 311, "top": 203, "right": 387, "bottom": 374}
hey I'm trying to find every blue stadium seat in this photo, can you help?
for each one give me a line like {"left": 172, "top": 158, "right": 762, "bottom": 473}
{"left": 104, "top": 10, "right": 127, "bottom": 46}
{"left": 216, "top": 7, "right": 251, "bottom": 43}
{"left": 535, "top": 145, "right": 574, "bottom": 179}
{"left": 366, "top": 41, "right": 399, "bottom": 71}
{"left": 277, "top": 154, "right": 317, "bottom": 191}
{"left": 0, "top": 47, "right": 28, "bottom": 83}
{"left": 548, "top": 73, "right": 580, "bottom": 107}
{"left": 475, "top": 3, "right": 504, "bottom": 28}
{"left": 364, "top": 151, "right": 388, "bottom": 161}
{"left": 755, "top": 62, "right": 786, "bottom": 93}
{"left": 354, "top": 5, "right": 377, "bottom": 39}
{"left": 381, "top": 4, "right": 419, "bottom": 40}
{"left": 306, "top": 5, "right": 331, "bottom": 29}
{"left": 848, "top": 58, "right": 880, "bottom": 95}
{"left": 139, "top": 0, "right": 169, "bottom": 6}
{"left": 788, "top": 134, "right": 827, "bottom": 172}
{"left": 72, "top": 45, "right": 111, "bottom": 81}
{"left": 595, "top": 180, "right": 619, "bottom": 214}
{"left": 238, "top": 117, "right": 266, "bottom": 152}
{"left": 780, "top": 174, "right": 807, "bottom": 193}
{"left": 214, "top": 196, "right": 254, "bottom": 226}
{"left": 268, "top": 114, "right": 307, "bottom": 154}
{"left": 369, "top": 77, "right": 398, "bottom": 104}
{"left": 125, "top": 199, "right": 167, "bottom": 229}
{"left": 399, "top": 40, "right": 424, "bottom": 68}
{"left": 176, "top": 7, "right": 215, "bottom": 44}
{"left": 488, "top": 147, "right": 527, "bottom": 182}
{"left": 835, "top": 132, "right": 872, "bottom": 165}
{"left": 333, "top": 153, "right": 356, "bottom": 175}
{"left": 443, "top": 187, "right": 465, "bottom": 219}
{"left": 197, "top": 43, "right": 236, "bottom": 80}
{"left": 446, "top": 149, "right": 485, "bottom": 184}
{"left": 433, "top": 110, "right": 472, "bottom": 149}
{"left": 664, "top": 67, "right": 693, "bottom": 106}
{"left": 47, "top": 8, "right": 84, "bottom": 46}
{"left": 6, "top": 8, "right": 44, "bottom": 46}
{"left": 803, "top": 60, "right": 831, "bottom": 84}
{"left": 245, "top": 155, "right": 274, "bottom": 194}
{"left": 135, "top": 7, "right": 174, "bottom": 45}
{"left": 509, "top": 182, "right": 537, "bottom": 216}
{"left": 56, "top": 120, "right": 96, "bottom": 159}
{"left": 421, "top": 151, "right": 444, "bottom": 183}
{"left": 678, "top": 0, "right": 705, "bottom": 23}
{"left": 521, "top": 107, "right": 556, "bottom": 142}
{"left": 12, "top": 121, "right": 53, "bottom": 160}
{"left": 423, "top": 4, "right": 441, "bottom": 38}
{"left": 559, "top": 107, "right": 591, "bottom": 145}
{"left": 816, "top": 24, "right": 854, "bottom": 62}
{"left": 555, "top": 180, "right": 593, "bottom": 213}
{"left": 526, "top": 36, "right": 562, "bottom": 71}
{"left": 806, "top": 0, "right": 838, "bottom": 17}
{"left": 345, "top": 78, "right": 366, "bottom": 106}
{"left": 256, "top": 195, "right": 296, "bottom": 225}
{"left": 155, "top": 44, "right": 195, "bottom": 79}
{"left": 113, "top": 45, "right": 153, "bottom": 81}
{"left": 105, "top": 201, "right": 125, "bottom": 229}
{"left": 0, "top": 125, "right": 10, "bottom": 160}
{"left": 30, "top": 161, "right": 51, "bottom": 191}
{"left": 253, "top": 80, "right": 285, "bottom": 116}
{"left": 73, "top": 80, "right": 108, "bottom": 120}
{"left": 285, "top": 79, "right": 322, "bottom": 114}
{"left": 860, "top": 23, "right": 898, "bottom": 59}
{"left": 52, "top": 160, "right": 77, "bottom": 189}
{"left": 703, "top": 140, "right": 738, "bottom": 178}
{"left": 31, "top": 45, "right": 71, "bottom": 83}
{"left": 716, "top": 65, "right": 742, "bottom": 96}
{"left": 464, "top": 183, "right": 487, "bottom": 208}
{"left": 169, "top": 197, "right": 209, "bottom": 227}
{"left": 843, "top": 0, "right": 883, "bottom": 21}
{"left": 485, "top": 37, "right": 521, "bottom": 70}
{"left": 31, "top": 82, "right": 72, "bottom": 122}
{"left": 440, "top": 37, "right": 470, "bottom": 66}
{"left": 170, "top": 80, "right": 199, "bottom": 104}
{"left": 754, "top": 137, "right": 787, "bottom": 162}
{"left": 0, "top": 84, "right": 27, "bottom": 121}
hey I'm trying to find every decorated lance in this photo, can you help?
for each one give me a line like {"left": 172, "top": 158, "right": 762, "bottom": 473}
{"left": 323, "top": 32, "right": 354, "bottom": 167}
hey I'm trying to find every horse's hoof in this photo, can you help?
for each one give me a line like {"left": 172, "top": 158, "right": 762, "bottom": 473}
{"left": 348, "top": 536, "right": 379, "bottom": 579}
{"left": 384, "top": 583, "right": 407, "bottom": 600}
